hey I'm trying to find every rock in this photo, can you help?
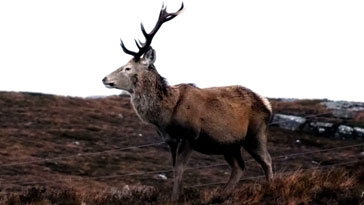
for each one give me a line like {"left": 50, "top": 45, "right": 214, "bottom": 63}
{"left": 309, "top": 121, "right": 335, "bottom": 135}
{"left": 323, "top": 101, "right": 364, "bottom": 111}
{"left": 310, "top": 121, "right": 334, "bottom": 128}
{"left": 338, "top": 125, "right": 354, "bottom": 135}
{"left": 156, "top": 174, "right": 167, "bottom": 180}
{"left": 272, "top": 114, "right": 306, "bottom": 131}
{"left": 323, "top": 101, "right": 364, "bottom": 119}
{"left": 271, "top": 112, "right": 364, "bottom": 141}
{"left": 332, "top": 109, "right": 354, "bottom": 119}
{"left": 354, "top": 127, "right": 364, "bottom": 139}
{"left": 123, "top": 185, "right": 130, "bottom": 191}
{"left": 118, "top": 113, "right": 124, "bottom": 119}
{"left": 322, "top": 101, "right": 343, "bottom": 110}
{"left": 279, "top": 98, "right": 298, "bottom": 102}
{"left": 336, "top": 125, "right": 354, "bottom": 138}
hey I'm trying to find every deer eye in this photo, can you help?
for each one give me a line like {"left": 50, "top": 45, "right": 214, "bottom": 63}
{"left": 125, "top": 67, "right": 131, "bottom": 71}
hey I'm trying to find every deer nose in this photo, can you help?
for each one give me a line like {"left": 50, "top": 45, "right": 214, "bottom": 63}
{"left": 102, "top": 77, "right": 116, "bottom": 88}
{"left": 102, "top": 77, "right": 107, "bottom": 83}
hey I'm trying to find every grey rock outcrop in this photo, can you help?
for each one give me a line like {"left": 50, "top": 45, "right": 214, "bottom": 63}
{"left": 272, "top": 113, "right": 364, "bottom": 140}
{"left": 323, "top": 101, "right": 364, "bottom": 111}
{"left": 336, "top": 125, "right": 354, "bottom": 138}
{"left": 272, "top": 114, "right": 306, "bottom": 131}
{"left": 323, "top": 101, "right": 364, "bottom": 119}
{"left": 354, "top": 127, "right": 364, "bottom": 139}
{"left": 308, "top": 121, "right": 335, "bottom": 135}
{"left": 332, "top": 109, "right": 355, "bottom": 119}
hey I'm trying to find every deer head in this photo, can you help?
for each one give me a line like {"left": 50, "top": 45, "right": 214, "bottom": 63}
{"left": 102, "top": 3, "right": 184, "bottom": 93}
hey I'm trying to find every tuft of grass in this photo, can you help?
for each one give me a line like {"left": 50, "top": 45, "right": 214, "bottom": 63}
{"left": 195, "top": 164, "right": 364, "bottom": 205}
{"left": 84, "top": 185, "right": 158, "bottom": 205}
{"left": 3, "top": 187, "right": 81, "bottom": 205}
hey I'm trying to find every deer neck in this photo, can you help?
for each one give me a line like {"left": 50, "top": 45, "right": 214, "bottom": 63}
{"left": 130, "top": 70, "right": 178, "bottom": 128}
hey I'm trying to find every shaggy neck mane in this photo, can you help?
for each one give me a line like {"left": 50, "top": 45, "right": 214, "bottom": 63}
{"left": 131, "top": 65, "right": 175, "bottom": 126}
{"left": 133, "top": 65, "right": 168, "bottom": 98}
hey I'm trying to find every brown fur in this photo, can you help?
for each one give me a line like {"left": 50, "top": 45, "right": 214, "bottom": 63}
{"left": 104, "top": 50, "right": 273, "bottom": 202}
{"left": 131, "top": 69, "right": 271, "bottom": 144}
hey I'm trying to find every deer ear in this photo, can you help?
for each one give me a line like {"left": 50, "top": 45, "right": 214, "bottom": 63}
{"left": 141, "top": 47, "right": 156, "bottom": 66}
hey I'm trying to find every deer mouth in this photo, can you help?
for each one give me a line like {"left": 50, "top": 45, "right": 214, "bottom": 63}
{"left": 104, "top": 82, "right": 116, "bottom": 88}
{"left": 102, "top": 77, "right": 116, "bottom": 88}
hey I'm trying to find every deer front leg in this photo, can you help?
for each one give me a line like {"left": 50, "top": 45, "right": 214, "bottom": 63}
{"left": 166, "top": 138, "right": 178, "bottom": 166}
{"left": 171, "top": 139, "right": 192, "bottom": 202}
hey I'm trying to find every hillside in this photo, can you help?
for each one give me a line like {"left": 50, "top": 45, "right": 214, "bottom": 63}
{"left": 0, "top": 92, "right": 363, "bottom": 204}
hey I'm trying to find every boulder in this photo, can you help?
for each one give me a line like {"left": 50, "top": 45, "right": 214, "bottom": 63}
{"left": 309, "top": 121, "right": 335, "bottom": 135}
{"left": 336, "top": 125, "right": 354, "bottom": 139}
{"left": 354, "top": 127, "right": 364, "bottom": 139}
{"left": 155, "top": 174, "right": 168, "bottom": 181}
{"left": 272, "top": 114, "right": 306, "bottom": 131}
{"left": 332, "top": 109, "right": 355, "bottom": 119}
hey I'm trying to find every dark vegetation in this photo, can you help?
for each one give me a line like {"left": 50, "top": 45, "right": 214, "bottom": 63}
{"left": 0, "top": 92, "right": 363, "bottom": 204}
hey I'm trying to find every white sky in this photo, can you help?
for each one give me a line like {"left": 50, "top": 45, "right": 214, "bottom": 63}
{"left": 0, "top": 0, "right": 363, "bottom": 101}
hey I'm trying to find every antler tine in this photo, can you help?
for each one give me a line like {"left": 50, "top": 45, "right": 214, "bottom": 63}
{"left": 120, "top": 39, "right": 138, "bottom": 56}
{"left": 140, "top": 23, "right": 149, "bottom": 38}
{"left": 153, "top": 3, "right": 184, "bottom": 32}
{"left": 134, "top": 39, "right": 142, "bottom": 49}
{"left": 164, "top": 2, "right": 184, "bottom": 22}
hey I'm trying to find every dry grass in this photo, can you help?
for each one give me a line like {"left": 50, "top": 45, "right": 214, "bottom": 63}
{"left": 270, "top": 99, "right": 329, "bottom": 116}
{"left": 1, "top": 162, "right": 363, "bottom": 204}
{"left": 354, "top": 111, "right": 364, "bottom": 127}
{"left": 190, "top": 163, "right": 364, "bottom": 205}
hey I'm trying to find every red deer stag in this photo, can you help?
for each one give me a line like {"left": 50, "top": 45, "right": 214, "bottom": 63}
{"left": 102, "top": 3, "right": 273, "bottom": 201}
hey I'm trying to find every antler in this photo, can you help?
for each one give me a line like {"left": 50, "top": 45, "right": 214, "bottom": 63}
{"left": 120, "top": 2, "right": 184, "bottom": 61}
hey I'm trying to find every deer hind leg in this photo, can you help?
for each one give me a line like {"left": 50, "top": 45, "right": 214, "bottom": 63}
{"left": 223, "top": 148, "right": 245, "bottom": 192}
{"left": 171, "top": 139, "right": 192, "bottom": 202}
{"left": 243, "top": 124, "right": 273, "bottom": 181}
